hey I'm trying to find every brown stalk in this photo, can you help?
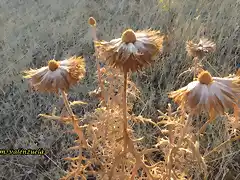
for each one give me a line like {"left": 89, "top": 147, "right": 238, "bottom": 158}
{"left": 123, "top": 70, "right": 128, "bottom": 151}
{"left": 89, "top": 18, "right": 104, "bottom": 96}
{"left": 193, "top": 57, "right": 198, "bottom": 79}
{"left": 198, "top": 109, "right": 216, "bottom": 134}
{"left": 167, "top": 104, "right": 174, "bottom": 144}
{"left": 61, "top": 90, "right": 87, "bottom": 147}
{"left": 108, "top": 69, "right": 161, "bottom": 179}
{"left": 177, "top": 113, "right": 192, "bottom": 147}
{"left": 110, "top": 132, "right": 160, "bottom": 180}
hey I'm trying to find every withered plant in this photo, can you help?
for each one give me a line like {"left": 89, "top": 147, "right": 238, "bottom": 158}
{"left": 182, "top": 38, "right": 216, "bottom": 79}
{"left": 156, "top": 104, "right": 207, "bottom": 179}
{"left": 94, "top": 20, "right": 165, "bottom": 179}
{"left": 169, "top": 70, "right": 240, "bottom": 133}
{"left": 23, "top": 56, "right": 94, "bottom": 179}
{"left": 21, "top": 16, "right": 240, "bottom": 180}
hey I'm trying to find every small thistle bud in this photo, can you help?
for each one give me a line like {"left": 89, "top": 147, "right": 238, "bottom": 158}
{"left": 88, "top": 17, "right": 96, "bottom": 26}
{"left": 197, "top": 70, "right": 213, "bottom": 85}
{"left": 121, "top": 29, "right": 137, "bottom": 43}
{"left": 48, "top": 60, "right": 59, "bottom": 71}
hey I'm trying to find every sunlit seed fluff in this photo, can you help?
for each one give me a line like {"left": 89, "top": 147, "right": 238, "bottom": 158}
{"left": 197, "top": 71, "right": 213, "bottom": 85}
{"left": 95, "top": 29, "right": 164, "bottom": 72}
{"left": 23, "top": 56, "right": 86, "bottom": 93}
{"left": 88, "top": 17, "right": 96, "bottom": 26}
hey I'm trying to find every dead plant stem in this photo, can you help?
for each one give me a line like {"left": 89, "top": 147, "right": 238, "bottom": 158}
{"left": 123, "top": 71, "right": 128, "bottom": 151}
{"left": 61, "top": 90, "right": 87, "bottom": 147}
{"left": 90, "top": 24, "right": 104, "bottom": 94}
{"left": 193, "top": 57, "right": 198, "bottom": 79}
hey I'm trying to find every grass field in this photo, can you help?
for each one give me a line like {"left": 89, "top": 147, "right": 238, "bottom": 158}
{"left": 0, "top": 0, "right": 240, "bottom": 179}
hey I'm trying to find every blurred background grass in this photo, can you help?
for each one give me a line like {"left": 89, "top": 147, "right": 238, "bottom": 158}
{"left": 0, "top": 0, "right": 239, "bottom": 179}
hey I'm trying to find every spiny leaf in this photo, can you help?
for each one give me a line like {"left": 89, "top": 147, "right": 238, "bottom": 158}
{"left": 70, "top": 100, "right": 88, "bottom": 106}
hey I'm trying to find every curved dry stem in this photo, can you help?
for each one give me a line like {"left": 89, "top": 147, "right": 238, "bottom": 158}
{"left": 177, "top": 113, "right": 193, "bottom": 146}
{"left": 193, "top": 57, "right": 198, "bottom": 79}
{"left": 89, "top": 22, "right": 104, "bottom": 98}
{"left": 198, "top": 109, "right": 216, "bottom": 135}
{"left": 109, "top": 133, "right": 160, "bottom": 180}
{"left": 234, "top": 104, "right": 239, "bottom": 122}
{"left": 61, "top": 90, "right": 88, "bottom": 147}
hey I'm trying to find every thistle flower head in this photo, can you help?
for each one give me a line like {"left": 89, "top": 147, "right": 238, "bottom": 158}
{"left": 169, "top": 71, "right": 240, "bottom": 116}
{"left": 186, "top": 38, "right": 216, "bottom": 59}
{"left": 23, "top": 56, "right": 85, "bottom": 93}
{"left": 95, "top": 29, "right": 164, "bottom": 72}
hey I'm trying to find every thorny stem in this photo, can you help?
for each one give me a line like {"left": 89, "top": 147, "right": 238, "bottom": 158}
{"left": 90, "top": 24, "right": 104, "bottom": 95}
{"left": 193, "top": 57, "right": 198, "bottom": 79}
{"left": 108, "top": 69, "right": 115, "bottom": 108}
{"left": 198, "top": 109, "right": 216, "bottom": 134}
{"left": 177, "top": 113, "right": 192, "bottom": 147}
{"left": 104, "top": 72, "right": 115, "bottom": 137}
{"left": 109, "top": 71, "right": 160, "bottom": 179}
{"left": 61, "top": 90, "right": 87, "bottom": 147}
{"left": 234, "top": 104, "right": 239, "bottom": 122}
{"left": 167, "top": 104, "right": 174, "bottom": 144}
{"left": 110, "top": 133, "right": 159, "bottom": 180}
{"left": 61, "top": 90, "right": 75, "bottom": 124}
{"left": 123, "top": 71, "right": 128, "bottom": 151}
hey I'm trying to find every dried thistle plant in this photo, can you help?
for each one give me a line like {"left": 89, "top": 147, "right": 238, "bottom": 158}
{"left": 95, "top": 29, "right": 164, "bottom": 73}
{"left": 79, "top": 64, "right": 164, "bottom": 179}
{"left": 89, "top": 66, "right": 140, "bottom": 109}
{"left": 169, "top": 70, "right": 240, "bottom": 133}
{"left": 185, "top": 38, "right": 216, "bottom": 79}
{"left": 186, "top": 38, "right": 216, "bottom": 59}
{"left": 93, "top": 27, "right": 164, "bottom": 179}
{"left": 79, "top": 104, "right": 164, "bottom": 179}
{"left": 23, "top": 56, "right": 85, "bottom": 93}
{"left": 23, "top": 56, "right": 95, "bottom": 180}
{"left": 88, "top": 17, "right": 105, "bottom": 99}
{"left": 21, "top": 15, "right": 240, "bottom": 180}
{"left": 88, "top": 26, "right": 163, "bottom": 179}
{"left": 95, "top": 27, "right": 163, "bottom": 141}
{"left": 157, "top": 105, "right": 207, "bottom": 180}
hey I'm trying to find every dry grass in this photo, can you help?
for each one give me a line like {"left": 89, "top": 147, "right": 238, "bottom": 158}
{"left": 0, "top": 0, "right": 240, "bottom": 180}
